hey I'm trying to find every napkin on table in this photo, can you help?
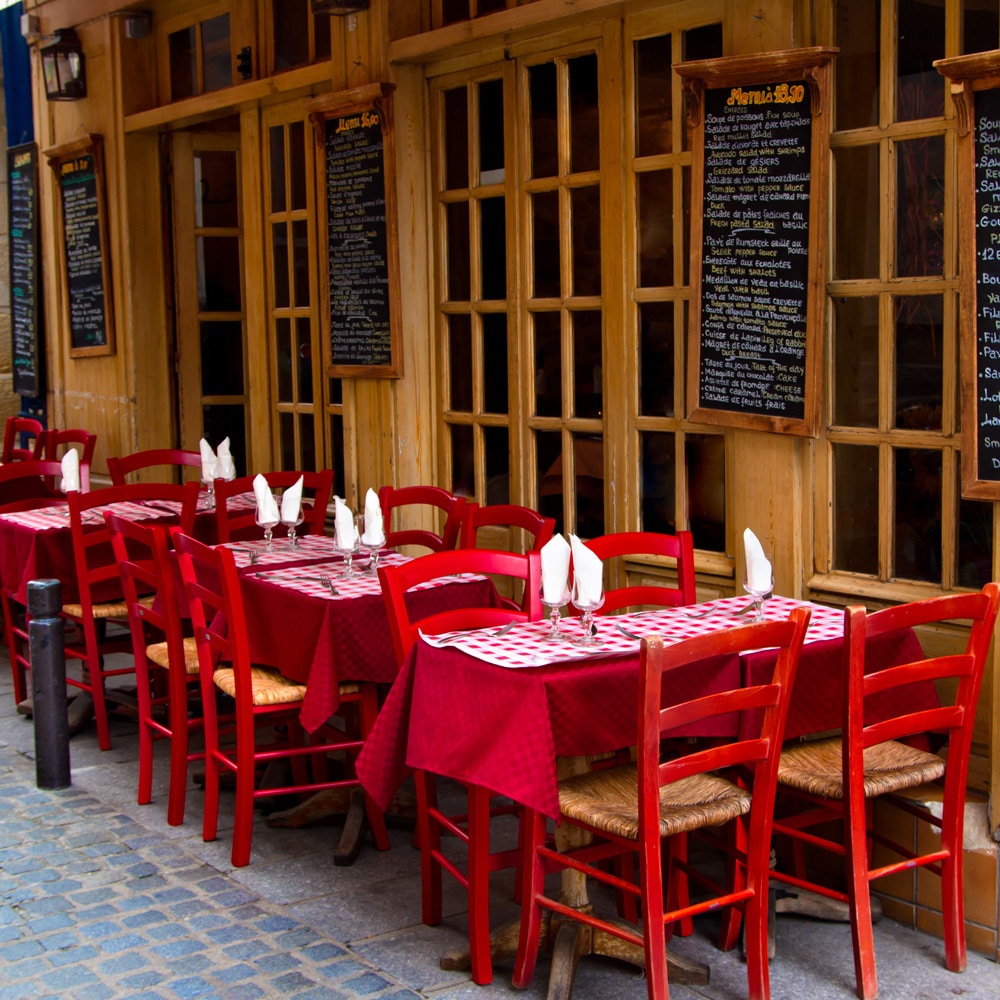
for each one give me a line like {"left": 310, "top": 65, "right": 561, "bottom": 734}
{"left": 252, "top": 473, "right": 280, "bottom": 526}
{"left": 540, "top": 533, "right": 571, "bottom": 603}
{"left": 60, "top": 449, "right": 80, "bottom": 493}
{"left": 280, "top": 475, "right": 304, "bottom": 524}
{"left": 360, "top": 487, "right": 385, "bottom": 546}
{"left": 743, "top": 527, "right": 773, "bottom": 593}
{"left": 333, "top": 497, "right": 358, "bottom": 549}
{"left": 216, "top": 437, "right": 236, "bottom": 481}
{"left": 199, "top": 438, "right": 218, "bottom": 482}
{"left": 569, "top": 534, "right": 604, "bottom": 607}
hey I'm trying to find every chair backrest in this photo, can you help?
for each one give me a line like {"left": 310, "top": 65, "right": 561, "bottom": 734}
{"left": 584, "top": 530, "right": 696, "bottom": 614}
{"left": 637, "top": 608, "right": 810, "bottom": 848}
{"left": 214, "top": 470, "right": 334, "bottom": 543}
{"left": 1, "top": 416, "right": 44, "bottom": 462}
{"left": 378, "top": 484, "right": 467, "bottom": 553}
{"left": 41, "top": 428, "right": 97, "bottom": 466}
{"left": 107, "top": 448, "right": 202, "bottom": 486}
{"left": 460, "top": 501, "right": 556, "bottom": 552}
{"left": 842, "top": 583, "right": 1000, "bottom": 792}
{"left": 0, "top": 460, "right": 66, "bottom": 504}
{"left": 379, "top": 547, "right": 542, "bottom": 665}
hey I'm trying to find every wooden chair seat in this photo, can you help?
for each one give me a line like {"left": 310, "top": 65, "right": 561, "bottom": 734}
{"left": 212, "top": 665, "right": 307, "bottom": 705}
{"left": 62, "top": 594, "right": 153, "bottom": 620}
{"left": 146, "top": 635, "right": 200, "bottom": 674}
{"left": 777, "top": 736, "right": 946, "bottom": 799}
{"left": 558, "top": 764, "right": 751, "bottom": 840}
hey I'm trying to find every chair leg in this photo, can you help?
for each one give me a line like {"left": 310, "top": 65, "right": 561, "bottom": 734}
{"left": 665, "top": 833, "right": 695, "bottom": 937}
{"left": 357, "top": 685, "right": 390, "bottom": 852}
{"left": 845, "top": 800, "right": 879, "bottom": 1000}
{"left": 415, "top": 770, "right": 443, "bottom": 927}
{"left": 165, "top": 686, "right": 192, "bottom": 827}
{"left": 719, "top": 818, "right": 748, "bottom": 952}
{"left": 2, "top": 592, "right": 28, "bottom": 706}
{"left": 512, "top": 808, "right": 547, "bottom": 990}
{"left": 641, "top": 828, "right": 670, "bottom": 1000}
{"left": 467, "top": 784, "right": 494, "bottom": 985}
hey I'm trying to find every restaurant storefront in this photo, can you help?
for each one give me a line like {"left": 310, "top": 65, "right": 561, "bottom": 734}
{"left": 9, "top": 0, "right": 1000, "bottom": 957}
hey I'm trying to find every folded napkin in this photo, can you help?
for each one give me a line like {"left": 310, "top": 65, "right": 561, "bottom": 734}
{"left": 216, "top": 437, "right": 236, "bottom": 481}
{"left": 569, "top": 534, "right": 604, "bottom": 607}
{"left": 252, "top": 474, "right": 280, "bottom": 526}
{"left": 540, "top": 533, "right": 571, "bottom": 604}
{"left": 280, "top": 475, "right": 304, "bottom": 524}
{"left": 333, "top": 497, "right": 358, "bottom": 549}
{"left": 360, "top": 487, "right": 385, "bottom": 546}
{"left": 199, "top": 438, "right": 218, "bottom": 482}
{"left": 743, "top": 527, "right": 773, "bottom": 593}
{"left": 60, "top": 449, "right": 80, "bottom": 493}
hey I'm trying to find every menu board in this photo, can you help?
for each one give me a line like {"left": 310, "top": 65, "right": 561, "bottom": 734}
{"left": 309, "top": 83, "right": 402, "bottom": 378}
{"left": 8, "top": 143, "right": 42, "bottom": 395}
{"left": 677, "top": 49, "right": 834, "bottom": 437}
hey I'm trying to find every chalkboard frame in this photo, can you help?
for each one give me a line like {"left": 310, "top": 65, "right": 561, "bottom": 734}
{"left": 676, "top": 48, "right": 836, "bottom": 437}
{"left": 7, "top": 142, "right": 43, "bottom": 396}
{"left": 306, "top": 82, "right": 402, "bottom": 379}
{"left": 936, "top": 52, "right": 1000, "bottom": 499}
{"left": 44, "top": 133, "right": 115, "bottom": 358}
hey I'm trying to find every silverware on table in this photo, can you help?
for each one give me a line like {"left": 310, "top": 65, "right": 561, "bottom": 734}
{"left": 492, "top": 622, "right": 518, "bottom": 637}
{"left": 614, "top": 622, "right": 642, "bottom": 640}
{"left": 319, "top": 574, "right": 339, "bottom": 596}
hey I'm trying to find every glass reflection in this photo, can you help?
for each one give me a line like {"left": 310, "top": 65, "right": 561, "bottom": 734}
{"left": 686, "top": 434, "right": 724, "bottom": 552}
{"left": 168, "top": 27, "right": 197, "bottom": 101}
{"left": 269, "top": 126, "right": 286, "bottom": 212}
{"left": 446, "top": 202, "right": 471, "bottom": 300}
{"left": 444, "top": 88, "right": 469, "bottom": 190}
{"left": 569, "top": 54, "right": 599, "bottom": 174}
{"left": 957, "top": 489, "right": 993, "bottom": 589}
{"left": 484, "top": 425, "right": 510, "bottom": 505}
{"left": 200, "top": 322, "right": 244, "bottom": 395}
{"left": 451, "top": 424, "right": 475, "bottom": 497}
{"left": 895, "top": 295, "right": 942, "bottom": 430}
{"left": 635, "top": 34, "right": 672, "bottom": 158}
{"left": 895, "top": 447, "right": 941, "bottom": 583}
{"left": 201, "top": 14, "right": 232, "bottom": 93}
{"left": 833, "top": 443, "right": 878, "bottom": 575}
{"left": 481, "top": 197, "right": 507, "bottom": 299}
{"left": 896, "top": 136, "right": 944, "bottom": 277}
{"left": 536, "top": 429, "right": 564, "bottom": 534}
{"left": 272, "top": 223, "right": 289, "bottom": 308}
{"left": 483, "top": 313, "right": 508, "bottom": 413}
{"left": 533, "top": 191, "right": 561, "bottom": 297}
{"left": 833, "top": 296, "right": 878, "bottom": 427}
{"left": 638, "top": 170, "right": 673, "bottom": 287}
{"left": 572, "top": 434, "right": 605, "bottom": 539}
{"left": 834, "top": 145, "right": 879, "bottom": 280}
{"left": 571, "top": 187, "right": 601, "bottom": 296}
{"left": 897, "top": 0, "right": 944, "bottom": 121}
{"left": 573, "top": 312, "right": 602, "bottom": 419}
{"left": 530, "top": 62, "right": 558, "bottom": 179}
{"left": 290, "top": 121, "right": 306, "bottom": 211}
{"left": 276, "top": 318, "right": 292, "bottom": 400}
{"left": 480, "top": 79, "right": 504, "bottom": 180}
{"left": 194, "top": 151, "right": 238, "bottom": 228}
{"left": 641, "top": 432, "right": 677, "bottom": 534}
{"left": 639, "top": 301, "right": 675, "bottom": 416}
{"left": 296, "top": 317, "right": 313, "bottom": 404}
{"left": 448, "top": 314, "right": 473, "bottom": 412}
{"left": 197, "top": 236, "right": 241, "bottom": 311}
{"left": 534, "top": 312, "right": 562, "bottom": 417}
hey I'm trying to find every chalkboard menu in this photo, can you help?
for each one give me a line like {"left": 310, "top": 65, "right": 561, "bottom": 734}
{"left": 307, "top": 83, "right": 402, "bottom": 378}
{"left": 45, "top": 134, "right": 114, "bottom": 358}
{"left": 677, "top": 49, "right": 835, "bottom": 436}
{"left": 8, "top": 143, "right": 42, "bottom": 395}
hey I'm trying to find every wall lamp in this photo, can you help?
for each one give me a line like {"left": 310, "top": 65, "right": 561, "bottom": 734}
{"left": 41, "top": 27, "right": 86, "bottom": 101}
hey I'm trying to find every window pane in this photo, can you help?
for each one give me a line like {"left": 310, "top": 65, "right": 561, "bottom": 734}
{"left": 272, "top": 223, "right": 289, "bottom": 308}
{"left": 446, "top": 202, "right": 471, "bottom": 300}
{"left": 451, "top": 424, "right": 475, "bottom": 497}
{"left": 958, "top": 489, "right": 993, "bottom": 588}
{"left": 571, "top": 186, "right": 601, "bottom": 296}
{"left": 836, "top": 0, "right": 878, "bottom": 131}
{"left": 204, "top": 405, "right": 246, "bottom": 474}
{"left": 569, "top": 54, "right": 599, "bottom": 174}
{"left": 896, "top": 136, "right": 944, "bottom": 277}
{"left": 833, "top": 296, "right": 878, "bottom": 427}
{"left": 682, "top": 24, "right": 723, "bottom": 150}
{"left": 484, "top": 425, "right": 510, "bottom": 506}
{"left": 532, "top": 190, "right": 561, "bottom": 297}
{"left": 481, "top": 196, "right": 507, "bottom": 299}
{"left": 273, "top": 0, "right": 309, "bottom": 70}
{"left": 198, "top": 236, "right": 241, "bottom": 311}
{"left": 530, "top": 62, "right": 558, "bottom": 179}
{"left": 479, "top": 79, "right": 504, "bottom": 179}
{"left": 638, "top": 170, "right": 673, "bottom": 287}
{"left": 534, "top": 312, "right": 561, "bottom": 417}
{"left": 290, "top": 121, "right": 306, "bottom": 211}
{"left": 897, "top": 0, "right": 944, "bottom": 121}
{"left": 963, "top": 2, "right": 1000, "bottom": 55}
{"left": 639, "top": 301, "right": 675, "bottom": 417}
{"left": 573, "top": 434, "right": 604, "bottom": 538}
{"left": 895, "top": 447, "right": 942, "bottom": 583}
{"left": 636, "top": 34, "right": 672, "bottom": 158}
{"left": 201, "top": 14, "right": 232, "bottom": 93}
{"left": 834, "top": 443, "right": 878, "bottom": 575}
{"left": 686, "top": 434, "right": 725, "bottom": 552}
{"left": 280, "top": 411, "right": 294, "bottom": 468}
{"left": 536, "top": 430, "right": 564, "bottom": 533}
{"left": 292, "top": 219, "right": 309, "bottom": 306}
{"left": 444, "top": 88, "right": 469, "bottom": 190}
{"left": 200, "top": 321, "right": 244, "bottom": 395}
{"left": 296, "top": 316, "right": 313, "bottom": 404}
{"left": 276, "top": 318, "right": 292, "bottom": 400}
{"left": 573, "top": 311, "right": 602, "bottom": 419}
{"left": 895, "top": 296, "right": 942, "bottom": 430}
{"left": 194, "top": 151, "right": 238, "bottom": 228}
{"left": 441, "top": 0, "right": 468, "bottom": 26}
{"left": 641, "top": 432, "right": 676, "bottom": 534}
{"left": 834, "top": 145, "right": 879, "bottom": 280}
{"left": 329, "top": 413, "right": 345, "bottom": 492}
{"left": 298, "top": 411, "right": 316, "bottom": 470}
{"left": 314, "top": 15, "right": 330, "bottom": 61}
{"left": 269, "top": 126, "right": 286, "bottom": 213}
{"left": 168, "top": 27, "right": 197, "bottom": 101}
{"left": 448, "top": 314, "right": 473, "bottom": 411}
{"left": 482, "top": 313, "right": 508, "bottom": 414}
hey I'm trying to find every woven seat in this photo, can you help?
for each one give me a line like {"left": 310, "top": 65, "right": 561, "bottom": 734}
{"left": 777, "top": 736, "right": 945, "bottom": 800}
{"left": 213, "top": 665, "right": 307, "bottom": 705}
{"left": 62, "top": 594, "right": 153, "bottom": 619}
{"left": 146, "top": 635, "right": 200, "bottom": 674}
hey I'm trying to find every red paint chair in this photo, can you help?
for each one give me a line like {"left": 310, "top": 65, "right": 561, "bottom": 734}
{"left": 173, "top": 530, "right": 389, "bottom": 867}
{"left": 107, "top": 448, "right": 202, "bottom": 486}
{"left": 771, "top": 583, "right": 1000, "bottom": 1000}
{"left": 584, "top": 530, "right": 696, "bottom": 614}
{"left": 107, "top": 502, "right": 202, "bottom": 825}
{"left": 459, "top": 501, "right": 555, "bottom": 552}
{"left": 379, "top": 547, "right": 542, "bottom": 985}
{"left": 378, "top": 484, "right": 466, "bottom": 553}
{"left": 513, "top": 608, "right": 810, "bottom": 1000}
{"left": 214, "top": 470, "right": 333, "bottom": 543}
{"left": 1, "top": 415, "right": 44, "bottom": 462}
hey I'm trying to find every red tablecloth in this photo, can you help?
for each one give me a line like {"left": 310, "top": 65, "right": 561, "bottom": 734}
{"left": 355, "top": 598, "right": 935, "bottom": 820}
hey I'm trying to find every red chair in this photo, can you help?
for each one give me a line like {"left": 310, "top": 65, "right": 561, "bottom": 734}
{"left": 214, "top": 470, "right": 333, "bottom": 543}
{"left": 584, "top": 530, "right": 696, "bottom": 614}
{"left": 1, "top": 415, "right": 44, "bottom": 462}
{"left": 41, "top": 428, "right": 97, "bottom": 467}
{"left": 459, "top": 501, "right": 555, "bottom": 552}
{"left": 378, "top": 484, "right": 466, "bottom": 553}
{"left": 173, "top": 530, "right": 390, "bottom": 867}
{"left": 108, "top": 448, "right": 202, "bottom": 486}
{"left": 771, "top": 584, "right": 1000, "bottom": 1000}
{"left": 513, "top": 609, "right": 811, "bottom": 1000}
{"left": 379, "top": 547, "right": 542, "bottom": 985}
{"left": 62, "top": 484, "right": 201, "bottom": 750}
{"left": 107, "top": 506, "right": 203, "bottom": 825}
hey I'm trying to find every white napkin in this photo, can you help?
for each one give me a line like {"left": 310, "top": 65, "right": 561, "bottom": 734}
{"left": 280, "top": 475, "right": 303, "bottom": 524}
{"left": 540, "top": 533, "right": 571, "bottom": 603}
{"left": 216, "top": 437, "right": 236, "bottom": 481}
{"left": 199, "top": 438, "right": 218, "bottom": 482}
{"left": 360, "top": 487, "right": 385, "bottom": 546}
{"left": 569, "top": 534, "right": 604, "bottom": 607}
{"left": 743, "top": 528, "right": 773, "bottom": 593}
{"left": 60, "top": 449, "right": 80, "bottom": 493}
{"left": 252, "top": 473, "right": 280, "bottom": 526}
{"left": 334, "top": 497, "right": 358, "bottom": 549}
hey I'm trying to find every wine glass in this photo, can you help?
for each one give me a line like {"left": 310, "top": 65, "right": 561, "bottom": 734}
{"left": 335, "top": 515, "right": 360, "bottom": 578}
{"left": 743, "top": 571, "right": 774, "bottom": 624}
{"left": 571, "top": 578, "right": 604, "bottom": 646}
{"left": 202, "top": 471, "right": 217, "bottom": 509}
{"left": 282, "top": 508, "right": 305, "bottom": 548}
{"left": 540, "top": 587, "right": 571, "bottom": 641}
{"left": 255, "top": 501, "right": 280, "bottom": 553}
{"left": 359, "top": 516, "right": 386, "bottom": 576}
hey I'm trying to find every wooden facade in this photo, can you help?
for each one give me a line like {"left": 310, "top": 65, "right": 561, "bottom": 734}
{"left": 10, "top": 0, "right": 1000, "bottom": 956}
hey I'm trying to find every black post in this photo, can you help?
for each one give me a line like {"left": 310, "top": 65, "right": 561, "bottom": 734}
{"left": 28, "top": 578, "right": 70, "bottom": 789}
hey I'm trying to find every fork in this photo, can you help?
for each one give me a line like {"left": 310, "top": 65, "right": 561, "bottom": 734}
{"left": 614, "top": 622, "right": 642, "bottom": 640}
{"left": 319, "top": 574, "right": 340, "bottom": 596}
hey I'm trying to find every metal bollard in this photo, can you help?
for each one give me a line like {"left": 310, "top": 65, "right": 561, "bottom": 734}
{"left": 28, "top": 579, "right": 71, "bottom": 789}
